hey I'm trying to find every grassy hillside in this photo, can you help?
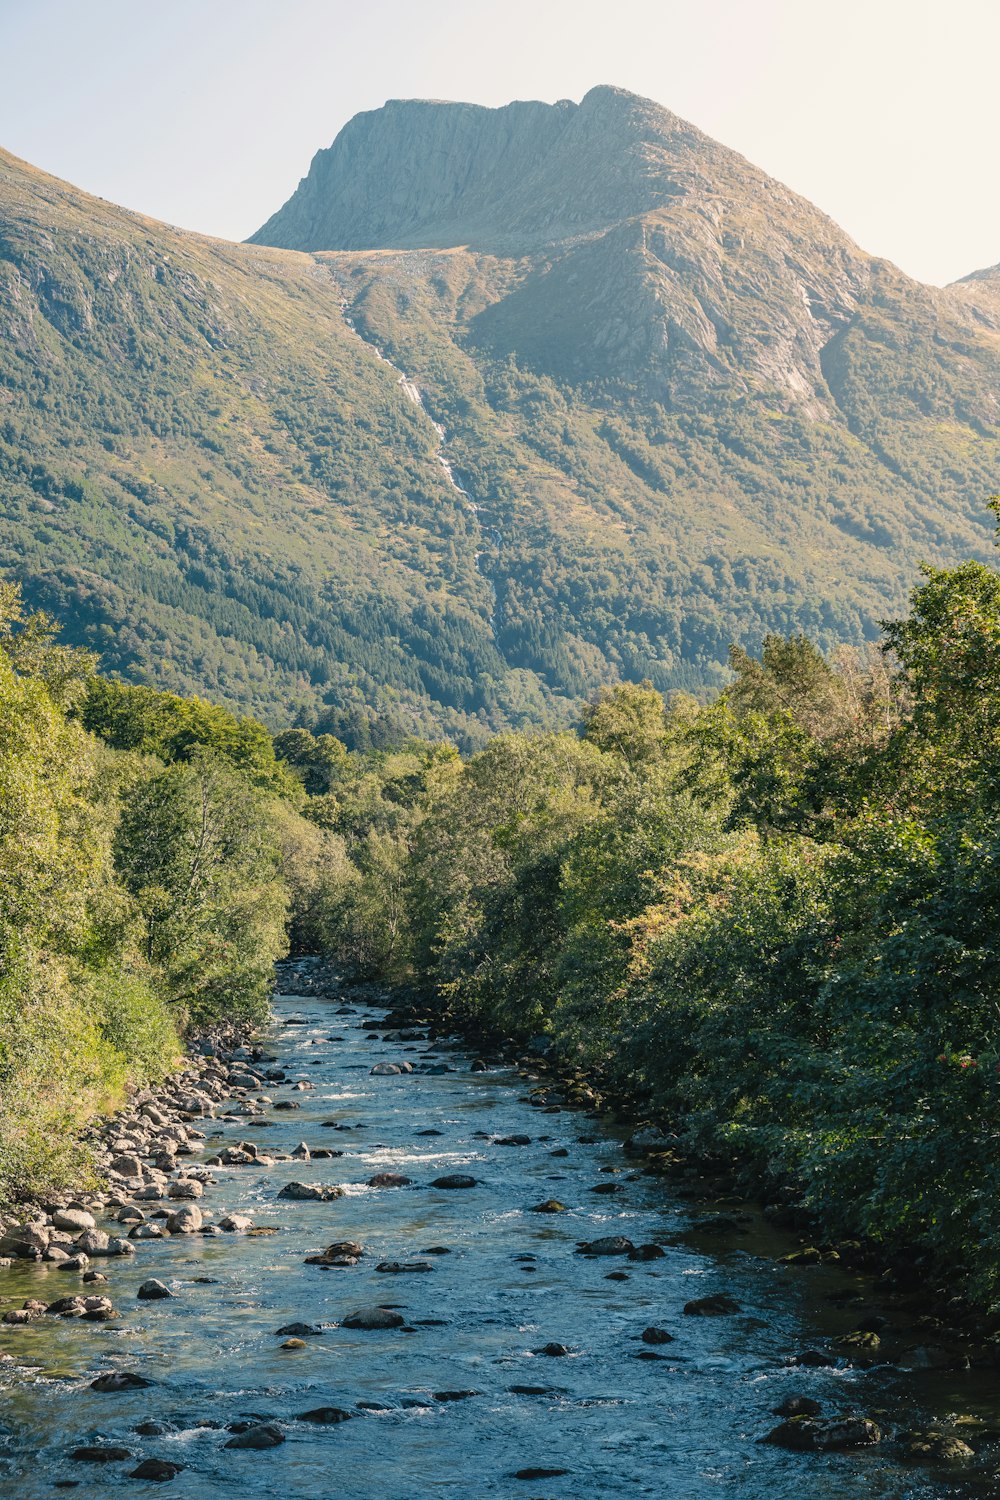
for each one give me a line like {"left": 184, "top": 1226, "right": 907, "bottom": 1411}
{"left": 1, "top": 88, "right": 998, "bottom": 742}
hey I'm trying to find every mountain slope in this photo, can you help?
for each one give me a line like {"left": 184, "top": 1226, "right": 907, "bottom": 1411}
{"left": 1, "top": 89, "right": 997, "bottom": 743}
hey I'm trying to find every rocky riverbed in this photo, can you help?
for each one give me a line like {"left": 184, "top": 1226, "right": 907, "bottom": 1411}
{"left": 2, "top": 970, "right": 1000, "bottom": 1497}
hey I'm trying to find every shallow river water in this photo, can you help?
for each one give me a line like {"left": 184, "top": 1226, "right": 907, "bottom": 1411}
{"left": 2, "top": 991, "right": 1000, "bottom": 1498}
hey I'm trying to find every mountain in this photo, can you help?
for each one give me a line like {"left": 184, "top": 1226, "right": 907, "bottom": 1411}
{"left": 1, "top": 89, "right": 998, "bottom": 744}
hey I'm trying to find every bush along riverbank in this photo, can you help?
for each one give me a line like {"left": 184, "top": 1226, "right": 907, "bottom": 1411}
{"left": 304, "top": 502, "right": 1000, "bottom": 1319}
{"left": 0, "top": 583, "right": 340, "bottom": 1210}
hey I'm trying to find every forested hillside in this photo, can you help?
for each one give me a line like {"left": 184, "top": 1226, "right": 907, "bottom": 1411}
{"left": 296, "top": 504, "right": 1000, "bottom": 1305}
{"left": 1, "top": 87, "right": 997, "bottom": 744}
{"left": 6, "top": 502, "right": 1000, "bottom": 1302}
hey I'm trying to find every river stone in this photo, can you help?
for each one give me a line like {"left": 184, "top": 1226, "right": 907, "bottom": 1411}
{"left": 46, "top": 1296, "right": 85, "bottom": 1316}
{"left": 167, "top": 1178, "right": 203, "bottom": 1200}
{"left": 683, "top": 1293, "right": 741, "bottom": 1316}
{"left": 535, "top": 1342, "right": 572, "bottom": 1357}
{"left": 224, "top": 1423, "right": 285, "bottom": 1449}
{"left": 275, "top": 1321, "right": 324, "bottom": 1336}
{"left": 82, "top": 1296, "right": 117, "bottom": 1320}
{"left": 297, "top": 1407, "right": 353, "bottom": 1424}
{"left": 281, "top": 1338, "right": 307, "bottom": 1349}
{"left": 514, "top": 1468, "right": 570, "bottom": 1481}
{"left": 904, "top": 1432, "right": 976, "bottom": 1460}
{"left": 763, "top": 1415, "right": 881, "bottom": 1451}
{"left": 341, "top": 1307, "right": 405, "bottom": 1330}
{"left": 530, "top": 1199, "right": 567, "bottom": 1213}
{"left": 218, "top": 1214, "right": 255, "bottom": 1232}
{"left": 628, "top": 1243, "right": 666, "bottom": 1261}
{"left": 495, "top": 1135, "right": 532, "bottom": 1146}
{"left": 91, "top": 1371, "right": 153, "bottom": 1391}
{"left": 111, "top": 1154, "right": 144, "bottom": 1177}
{"left": 577, "top": 1236, "right": 635, "bottom": 1256}
{"left": 375, "top": 1260, "right": 433, "bottom": 1274}
{"left": 433, "top": 1389, "right": 480, "bottom": 1401}
{"left": 774, "top": 1396, "right": 822, "bottom": 1418}
{"left": 277, "top": 1182, "right": 344, "bottom": 1201}
{"left": 130, "top": 1223, "right": 164, "bottom": 1240}
{"left": 0, "top": 1222, "right": 49, "bottom": 1258}
{"left": 291, "top": 1142, "right": 311, "bottom": 1160}
{"left": 430, "top": 1174, "right": 477, "bottom": 1189}
{"left": 641, "top": 1326, "right": 674, "bottom": 1344}
{"left": 58, "top": 1254, "right": 91, "bottom": 1271}
{"left": 370, "top": 1062, "right": 401, "bottom": 1075}
{"left": 368, "top": 1172, "right": 412, "bottom": 1188}
{"left": 77, "top": 1228, "right": 111, "bottom": 1256}
{"left": 166, "top": 1204, "right": 203, "bottom": 1234}
{"left": 71, "top": 1445, "right": 132, "bottom": 1462}
{"left": 129, "top": 1458, "right": 184, "bottom": 1481}
{"left": 52, "top": 1207, "right": 96, "bottom": 1232}
{"left": 137, "top": 1278, "right": 173, "bottom": 1300}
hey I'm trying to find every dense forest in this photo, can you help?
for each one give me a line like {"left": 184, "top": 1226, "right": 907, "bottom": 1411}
{"left": 4, "top": 506, "right": 1000, "bottom": 1304}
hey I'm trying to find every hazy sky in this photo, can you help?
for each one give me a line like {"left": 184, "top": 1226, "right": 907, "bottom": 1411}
{"left": 1, "top": 0, "right": 996, "bottom": 286}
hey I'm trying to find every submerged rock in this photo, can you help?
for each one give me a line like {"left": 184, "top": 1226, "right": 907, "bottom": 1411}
{"left": 577, "top": 1236, "right": 635, "bottom": 1256}
{"left": 341, "top": 1307, "right": 405, "bottom": 1330}
{"left": 297, "top": 1406, "right": 353, "bottom": 1424}
{"left": 683, "top": 1294, "right": 741, "bottom": 1316}
{"left": 224, "top": 1423, "right": 285, "bottom": 1449}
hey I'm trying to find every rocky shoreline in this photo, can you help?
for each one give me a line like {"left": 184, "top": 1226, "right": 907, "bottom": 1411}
{"left": 0, "top": 1020, "right": 275, "bottom": 1321}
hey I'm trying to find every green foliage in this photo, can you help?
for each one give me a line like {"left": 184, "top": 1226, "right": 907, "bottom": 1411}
{"left": 310, "top": 516, "right": 1000, "bottom": 1306}
{"left": 82, "top": 678, "right": 302, "bottom": 798}
{"left": 0, "top": 583, "right": 293, "bottom": 1204}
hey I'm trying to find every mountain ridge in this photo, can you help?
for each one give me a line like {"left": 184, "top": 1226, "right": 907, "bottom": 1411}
{"left": 0, "top": 91, "right": 997, "bottom": 744}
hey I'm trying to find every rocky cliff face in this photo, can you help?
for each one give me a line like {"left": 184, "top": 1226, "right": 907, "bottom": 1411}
{"left": 252, "top": 88, "right": 996, "bottom": 419}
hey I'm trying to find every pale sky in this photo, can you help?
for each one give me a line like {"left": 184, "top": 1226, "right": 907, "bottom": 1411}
{"left": 1, "top": 0, "right": 996, "bottom": 287}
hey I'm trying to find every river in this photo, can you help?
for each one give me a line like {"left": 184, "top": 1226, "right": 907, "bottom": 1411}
{"left": 1, "top": 988, "right": 998, "bottom": 1498}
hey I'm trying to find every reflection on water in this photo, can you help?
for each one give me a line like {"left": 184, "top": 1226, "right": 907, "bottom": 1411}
{"left": 1, "top": 994, "right": 999, "bottom": 1498}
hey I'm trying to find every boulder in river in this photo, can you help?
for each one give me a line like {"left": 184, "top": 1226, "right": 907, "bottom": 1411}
{"left": 218, "top": 1214, "right": 255, "bottom": 1232}
{"left": 375, "top": 1260, "right": 433, "bottom": 1274}
{"left": 275, "top": 1321, "right": 324, "bottom": 1336}
{"left": 52, "top": 1207, "right": 96, "bottom": 1232}
{"left": 297, "top": 1407, "right": 354, "bottom": 1424}
{"left": 129, "top": 1458, "right": 184, "bottom": 1481}
{"left": 430, "top": 1174, "right": 477, "bottom": 1189}
{"left": 71, "top": 1446, "right": 132, "bottom": 1463}
{"left": 641, "top": 1326, "right": 674, "bottom": 1344}
{"left": 368, "top": 1172, "right": 412, "bottom": 1188}
{"left": 763, "top": 1415, "right": 881, "bottom": 1451}
{"left": 530, "top": 1199, "right": 567, "bottom": 1213}
{"left": 277, "top": 1182, "right": 344, "bottom": 1201}
{"left": 370, "top": 1062, "right": 402, "bottom": 1076}
{"left": 91, "top": 1371, "right": 153, "bottom": 1391}
{"left": 137, "top": 1279, "right": 173, "bottom": 1300}
{"left": 224, "top": 1423, "right": 285, "bottom": 1449}
{"left": 577, "top": 1236, "right": 635, "bottom": 1257}
{"left": 683, "top": 1294, "right": 741, "bottom": 1316}
{"left": 628, "top": 1243, "right": 666, "bottom": 1261}
{"left": 166, "top": 1205, "right": 203, "bottom": 1234}
{"left": 341, "top": 1307, "right": 406, "bottom": 1330}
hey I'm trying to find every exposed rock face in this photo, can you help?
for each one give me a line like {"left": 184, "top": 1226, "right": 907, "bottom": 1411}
{"left": 252, "top": 87, "right": 690, "bottom": 254}
{"left": 250, "top": 86, "right": 986, "bottom": 415}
